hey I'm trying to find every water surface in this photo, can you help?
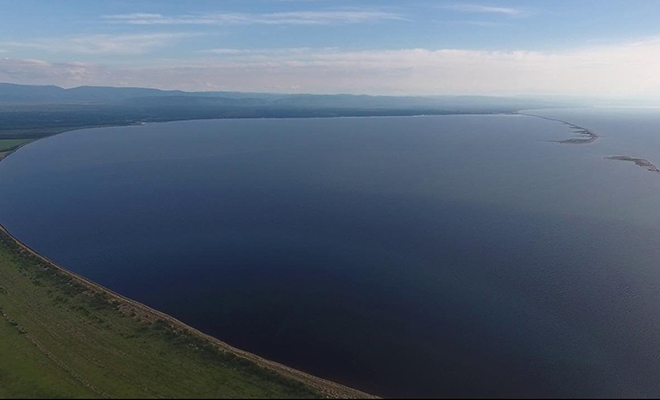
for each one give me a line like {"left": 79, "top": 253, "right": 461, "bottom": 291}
{"left": 2, "top": 111, "right": 660, "bottom": 397}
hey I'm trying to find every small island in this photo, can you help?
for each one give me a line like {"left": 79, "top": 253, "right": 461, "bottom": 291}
{"left": 559, "top": 126, "right": 598, "bottom": 144}
{"left": 605, "top": 156, "right": 660, "bottom": 173}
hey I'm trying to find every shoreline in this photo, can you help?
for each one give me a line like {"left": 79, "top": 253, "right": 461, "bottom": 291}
{"left": 0, "top": 112, "right": 519, "bottom": 161}
{"left": 605, "top": 155, "right": 660, "bottom": 173}
{"left": 517, "top": 112, "right": 599, "bottom": 144}
{"left": 0, "top": 131, "right": 375, "bottom": 399}
{"left": 0, "top": 220, "right": 374, "bottom": 399}
{"left": 0, "top": 110, "right": 592, "bottom": 398}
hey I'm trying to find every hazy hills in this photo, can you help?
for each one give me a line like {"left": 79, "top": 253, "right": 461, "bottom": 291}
{"left": 0, "top": 83, "right": 575, "bottom": 139}
{"left": 0, "top": 82, "right": 566, "bottom": 109}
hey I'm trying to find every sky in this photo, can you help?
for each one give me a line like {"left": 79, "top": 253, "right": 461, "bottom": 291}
{"left": 2, "top": 0, "right": 660, "bottom": 98}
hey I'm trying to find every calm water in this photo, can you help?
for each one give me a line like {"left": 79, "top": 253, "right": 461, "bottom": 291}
{"left": 2, "top": 110, "right": 660, "bottom": 397}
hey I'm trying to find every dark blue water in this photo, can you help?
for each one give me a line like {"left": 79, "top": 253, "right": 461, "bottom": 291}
{"left": 2, "top": 111, "right": 660, "bottom": 397}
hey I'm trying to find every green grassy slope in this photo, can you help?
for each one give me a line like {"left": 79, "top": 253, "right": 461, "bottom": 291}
{"left": 0, "top": 139, "right": 31, "bottom": 152}
{"left": 0, "top": 227, "right": 364, "bottom": 399}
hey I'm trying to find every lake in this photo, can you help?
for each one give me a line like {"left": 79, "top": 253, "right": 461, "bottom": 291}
{"left": 2, "top": 109, "right": 660, "bottom": 397}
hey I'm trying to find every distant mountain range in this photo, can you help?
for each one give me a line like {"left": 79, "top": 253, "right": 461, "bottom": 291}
{"left": 0, "top": 82, "right": 571, "bottom": 110}
{"left": 0, "top": 83, "right": 284, "bottom": 105}
{"left": 0, "top": 83, "right": 580, "bottom": 139}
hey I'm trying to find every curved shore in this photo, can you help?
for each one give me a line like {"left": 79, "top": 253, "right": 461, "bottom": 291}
{"left": 518, "top": 112, "right": 599, "bottom": 144}
{"left": 0, "top": 134, "right": 375, "bottom": 399}
{"left": 0, "top": 222, "right": 374, "bottom": 398}
{"left": 0, "top": 112, "right": 606, "bottom": 397}
{"left": 0, "top": 112, "right": 599, "bottom": 398}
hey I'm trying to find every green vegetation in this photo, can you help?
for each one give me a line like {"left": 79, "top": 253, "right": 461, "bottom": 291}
{"left": 0, "top": 139, "right": 31, "bottom": 152}
{"left": 0, "top": 227, "right": 333, "bottom": 399}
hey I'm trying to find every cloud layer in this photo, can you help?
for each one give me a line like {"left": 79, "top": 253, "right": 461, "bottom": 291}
{"left": 442, "top": 4, "right": 526, "bottom": 16}
{"left": 2, "top": 36, "right": 660, "bottom": 97}
{"left": 104, "top": 10, "right": 405, "bottom": 26}
{"left": 1, "top": 33, "right": 193, "bottom": 55}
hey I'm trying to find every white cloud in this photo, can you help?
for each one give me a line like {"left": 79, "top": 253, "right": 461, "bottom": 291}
{"left": 202, "top": 47, "right": 320, "bottom": 56}
{"left": 0, "top": 33, "right": 194, "bottom": 55}
{"left": 3, "top": 36, "right": 660, "bottom": 98}
{"left": 0, "top": 59, "right": 105, "bottom": 86}
{"left": 442, "top": 4, "right": 526, "bottom": 16}
{"left": 103, "top": 10, "right": 406, "bottom": 26}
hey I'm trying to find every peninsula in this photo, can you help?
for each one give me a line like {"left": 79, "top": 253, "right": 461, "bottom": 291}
{"left": 517, "top": 113, "right": 599, "bottom": 144}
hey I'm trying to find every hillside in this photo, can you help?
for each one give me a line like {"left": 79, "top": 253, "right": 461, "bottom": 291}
{"left": 0, "top": 224, "right": 372, "bottom": 398}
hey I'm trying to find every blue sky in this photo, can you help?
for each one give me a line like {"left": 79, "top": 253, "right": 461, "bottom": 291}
{"left": 2, "top": 0, "right": 660, "bottom": 97}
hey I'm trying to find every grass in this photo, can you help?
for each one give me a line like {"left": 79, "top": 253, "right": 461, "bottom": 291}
{"left": 0, "top": 139, "right": 31, "bottom": 152}
{"left": 0, "top": 227, "right": 332, "bottom": 399}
